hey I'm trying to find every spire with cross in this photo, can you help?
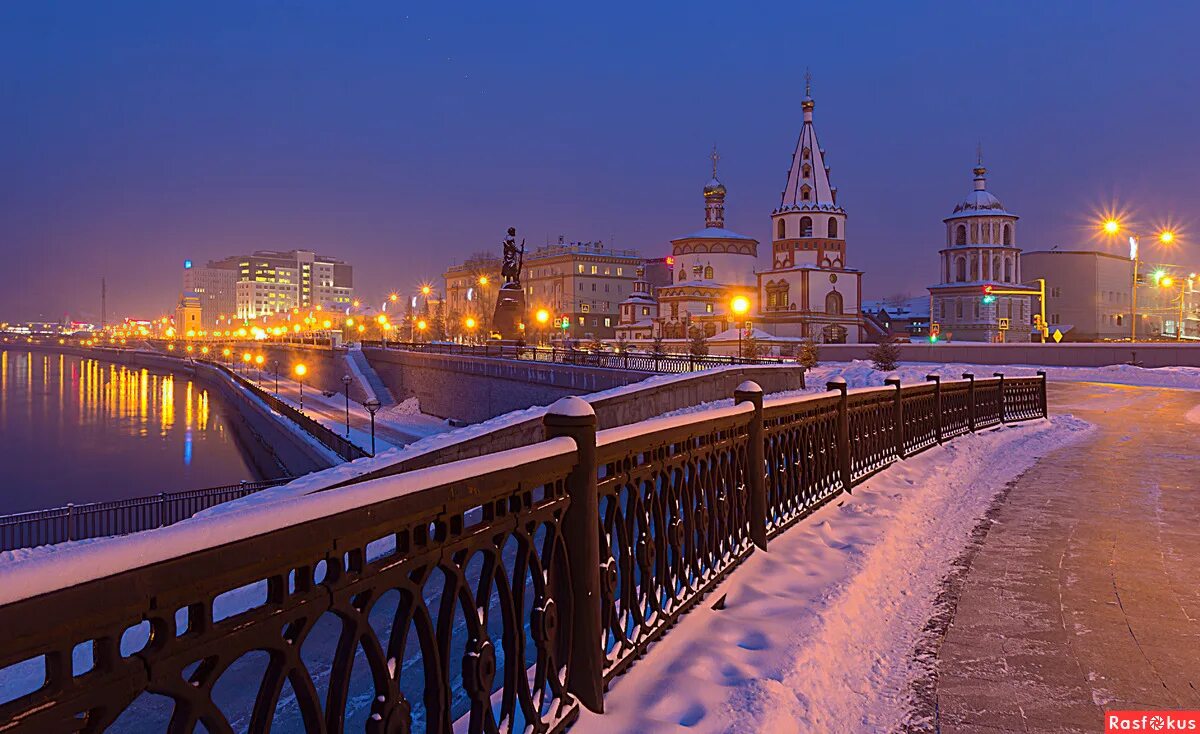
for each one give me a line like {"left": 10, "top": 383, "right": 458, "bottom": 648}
{"left": 710, "top": 144, "right": 720, "bottom": 179}
{"left": 805, "top": 68, "right": 812, "bottom": 97}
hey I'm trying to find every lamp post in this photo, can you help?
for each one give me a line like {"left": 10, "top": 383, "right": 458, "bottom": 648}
{"left": 254, "top": 354, "right": 265, "bottom": 384}
{"left": 464, "top": 316, "right": 477, "bottom": 344}
{"left": 294, "top": 364, "right": 307, "bottom": 411}
{"left": 273, "top": 360, "right": 280, "bottom": 394}
{"left": 364, "top": 397, "right": 381, "bottom": 455}
{"left": 1102, "top": 218, "right": 1176, "bottom": 341}
{"left": 341, "top": 373, "right": 353, "bottom": 437}
{"left": 535, "top": 308, "right": 550, "bottom": 348}
{"left": 731, "top": 295, "right": 751, "bottom": 361}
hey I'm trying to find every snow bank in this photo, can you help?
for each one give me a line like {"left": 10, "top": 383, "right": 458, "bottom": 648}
{"left": 571, "top": 415, "right": 1094, "bottom": 734}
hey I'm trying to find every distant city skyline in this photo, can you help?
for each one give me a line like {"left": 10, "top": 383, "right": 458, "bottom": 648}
{"left": 2, "top": 2, "right": 1198, "bottom": 322}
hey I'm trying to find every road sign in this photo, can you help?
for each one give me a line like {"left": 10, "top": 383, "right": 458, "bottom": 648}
{"left": 931, "top": 322, "right": 941, "bottom": 337}
{"left": 1052, "top": 328, "right": 1064, "bottom": 343}
{"left": 998, "top": 318, "right": 1010, "bottom": 330}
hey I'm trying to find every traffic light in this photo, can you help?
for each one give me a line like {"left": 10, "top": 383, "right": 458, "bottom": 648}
{"left": 980, "top": 285, "right": 996, "bottom": 305}
{"left": 929, "top": 322, "right": 941, "bottom": 342}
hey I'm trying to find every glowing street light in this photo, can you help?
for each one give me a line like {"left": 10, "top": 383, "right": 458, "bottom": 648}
{"left": 1100, "top": 217, "right": 1182, "bottom": 341}
{"left": 294, "top": 364, "right": 308, "bottom": 411}
{"left": 731, "top": 296, "right": 751, "bottom": 361}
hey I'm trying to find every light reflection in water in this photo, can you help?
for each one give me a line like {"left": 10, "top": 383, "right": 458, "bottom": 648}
{"left": 0, "top": 349, "right": 255, "bottom": 513}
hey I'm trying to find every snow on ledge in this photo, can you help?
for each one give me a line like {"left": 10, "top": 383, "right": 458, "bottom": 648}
{"left": 0, "top": 437, "right": 578, "bottom": 607}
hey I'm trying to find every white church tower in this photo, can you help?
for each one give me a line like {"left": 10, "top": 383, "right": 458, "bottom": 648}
{"left": 928, "top": 154, "right": 1031, "bottom": 342}
{"left": 757, "top": 73, "right": 864, "bottom": 343}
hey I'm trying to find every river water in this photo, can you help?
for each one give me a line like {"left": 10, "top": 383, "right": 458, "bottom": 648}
{"left": 0, "top": 349, "right": 256, "bottom": 514}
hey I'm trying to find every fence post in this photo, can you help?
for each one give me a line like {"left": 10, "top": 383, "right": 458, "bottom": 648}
{"left": 826, "top": 378, "right": 852, "bottom": 494}
{"left": 884, "top": 377, "right": 905, "bottom": 459}
{"left": 158, "top": 492, "right": 167, "bottom": 528}
{"left": 543, "top": 397, "right": 604, "bottom": 713}
{"left": 66, "top": 503, "right": 75, "bottom": 542}
{"left": 993, "top": 372, "right": 1006, "bottom": 423}
{"left": 735, "top": 381, "right": 767, "bottom": 550}
{"left": 962, "top": 372, "right": 976, "bottom": 432}
{"left": 1037, "top": 370, "right": 1048, "bottom": 418}
{"left": 926, "top": 374, "right": 943, "bottom": 443}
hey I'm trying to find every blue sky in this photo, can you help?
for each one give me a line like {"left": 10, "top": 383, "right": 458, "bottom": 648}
{"left": 2, "top": 1, "right": 1197, "bottom": 321}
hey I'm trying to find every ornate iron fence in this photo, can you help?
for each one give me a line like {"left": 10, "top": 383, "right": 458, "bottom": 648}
{"left": 364, "top": 340, "right": 789, "bottom": 374}
{"left": 0, "top": 372, "right": 1048, "bottom": 733}
{"left": 0, "top": 479, "right": 291, "bottom": 551}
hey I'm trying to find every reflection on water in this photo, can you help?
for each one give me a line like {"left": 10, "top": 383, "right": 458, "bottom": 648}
{"left": 0, "top": 350, "right": 255, "bottom": 514}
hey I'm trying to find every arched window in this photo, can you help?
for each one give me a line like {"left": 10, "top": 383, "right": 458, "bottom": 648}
{"left": 1004, "top": 258, "right": 1013, "bottom": 282}
{"left": 777, "top": 219, "right": 786, "bottom": 239}
{"left": 802, "top": 164, "right": 812, "bottom": 178}
{"left": 801, "top": 185, "right": 812, "bottom": 201}
{"left": 993, "top": 256, "right": 1001, "bottom": 280}
{"left": 678, "top": 268, "right": 686, "bottom": 282}
{"left": 828, "top": 217, "right": 838, "bottom": 238}
{"left": 704, "top": 266, "right": 714, "bottom": 280}
{"left": 825, "top": 290, "right": 843, "bottom": 315}
{"left": 800, "top": 216, "right": 813, "bottom": 237}
{"left": 1116, "top": 314, "right": 1123, "bottom": 326}
{"left": 802, "top": 147, "right": 811, "bottom": 160}
{"left": 1003, "top": 224, "right": 1012, "bottom": 246}
{"left": 955, "top": 256, "right": 966, "bottom": 282}
{"left": 955, "top": 224, "right": 967, "bottom": 246}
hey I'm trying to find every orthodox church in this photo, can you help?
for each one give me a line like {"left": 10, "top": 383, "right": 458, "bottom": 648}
{"left": 927, "top": 158, "right": 1031, "bottom": 342}
{"left": 617, "top": 81, "right": 867, "bottom": 348}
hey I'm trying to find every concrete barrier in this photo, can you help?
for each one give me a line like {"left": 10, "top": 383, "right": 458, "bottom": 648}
{"left": 335, "top": 363, "right": 806, "bottom": 482}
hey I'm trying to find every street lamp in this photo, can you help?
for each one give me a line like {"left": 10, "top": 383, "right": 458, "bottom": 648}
{"left": 273, "top": 360, "right": 280, "bottom": 394}
{"left": 294, "top": 363, "right": 307, "bottom": 411}
{"left": 535, "top": 308, "right": 550, "bottom": 347}
{"left": 1101, "top": 217, "right": 1177, "bottom": 341}
{"left": 241, "top": 352, "right": 252, "bottom": 374}
{"left": 464, "top": 316, "right": 477, "bottom": 344}
{"left": 731, "top": 295, "right": 751, "bottom": 360}
{"left": 341, "top": 374, "right": 353, "bottom": 438}
{"left": 417, "top": 319, "right": 428, "bottom": 342}
{"left": 364, "top": 397, "right": 381, "bottom": 455}
{"left": 254, "top": 354, "right": 265, "bottom": 384}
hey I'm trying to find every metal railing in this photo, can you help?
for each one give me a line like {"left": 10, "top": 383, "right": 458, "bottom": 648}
{"left": 0, "top": 372, "right": 1048, "bottom": 733}
{"left": 0, "top": 478, "right": 291, "bottom": 551}
{"left": 364, "top": 340, "right": 790, "bottom": 373}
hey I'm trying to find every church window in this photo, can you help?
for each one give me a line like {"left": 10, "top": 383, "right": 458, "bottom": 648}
{"left": 955, "top": 224, "right": 967, "bottom": 246}
{"left": 828, "top": 217, "right": 838, "bottom": 238}
{"left": 641, "top": 306, "right": 650, "bottom": 316}
{"left": 1004, "top": 258, "right": 1013, "bottom": 282}
{"left": 800, "top": 216, "right": 813, "bottom": 237}
{"left": 802, "top": 147, "right": 811, "bottom": 160}
{"left": 825, "top": 290, "right": 843, "bottom": 315}
{"left": 801, "top": 185, "right": 812, "bottom": 201}
{"left": 1003, "top": 224, "right": 1012, "bottom": 245}
{"left": 705, "top": 303, "right": 713, "bottom": 313}
{"left": 704, "top": 266, "right": 714, "bottom": 280}
{"left": 768, "top": 291, "right": 777, "bottom": 308}
{"left": 679, "top": 269, "right": 686, "bottom": 282}
{"left": 802, "top": 164, "right": 812, "bottom": 178}
{"left": 777, "top": 219, "right": 786, "bottom": 239}
{"left": 955, "top": 256, "right": 966, "bottom": 282}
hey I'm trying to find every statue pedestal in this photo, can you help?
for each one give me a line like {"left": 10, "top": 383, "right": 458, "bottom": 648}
{"left": 491, "top": 283, "right": 527, "bottom": 341}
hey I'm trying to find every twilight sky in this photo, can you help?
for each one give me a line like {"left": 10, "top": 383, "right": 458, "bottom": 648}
{"left": 2, "top": 1, "right": 1198, "bottom": 322}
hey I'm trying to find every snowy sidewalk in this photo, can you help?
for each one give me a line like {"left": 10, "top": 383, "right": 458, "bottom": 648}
{"left": 571, "top": 415, "right": 1092, "bottom": 734}
{"left": 931, "top": 382, "right": 1200, "bottom": 732}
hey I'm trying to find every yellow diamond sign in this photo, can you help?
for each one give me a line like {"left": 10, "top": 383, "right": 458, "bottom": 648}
{"left": 1052, "top": 328, "right": 1064, "bottom": 343}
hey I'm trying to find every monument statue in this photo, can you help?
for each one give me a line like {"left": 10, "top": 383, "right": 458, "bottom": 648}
{"left": 491, "top": 226, "right": 528, "bottom": 342}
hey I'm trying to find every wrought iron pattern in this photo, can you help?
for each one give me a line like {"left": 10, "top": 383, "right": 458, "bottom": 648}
{"left": 595, "top": 411, "right": 753, "bottom": 681}
{"left": 761, "top": 395, "right": 843, "bottom": 536}
{"left": 900, "top": 384, "right": 939, "bottom": 454}
{"left": 1002, "top": 376, "right": 1046, "bottom": 422}
{"left": 0, "top": 374, "right": 1049, "bottom": 734}
{"left": 0, "top": 451, "right": 580, "bottom": 734}
{"left": 940, "top": 382, "right": 973, "bottom": 438}
{"left": 973, "top": 379, "right": 1004, "bottom": 429}
{"left": 847, "top": 392, "right": 899, "bottom": 482}
{"left": 0, "top": 479, "right": 291, "bottom": 551}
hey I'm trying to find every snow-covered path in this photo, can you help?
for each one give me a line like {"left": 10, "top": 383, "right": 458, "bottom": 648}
{"left": 572, "top": 415, "right": 1093, "bottom": 734}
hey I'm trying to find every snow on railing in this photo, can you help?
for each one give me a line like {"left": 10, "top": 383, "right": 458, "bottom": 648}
{"left": 0, "top": 373, "right": 1047, "bottom": 733}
